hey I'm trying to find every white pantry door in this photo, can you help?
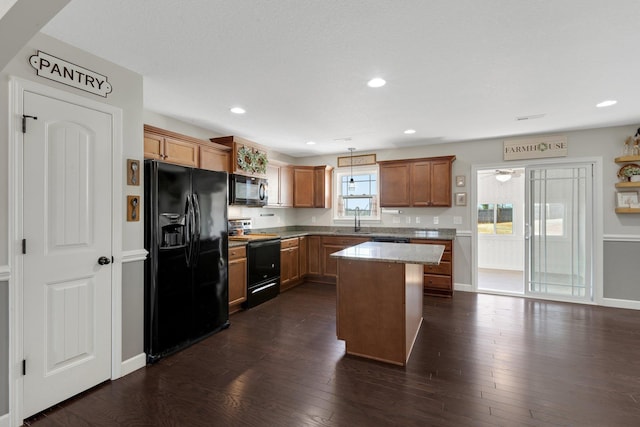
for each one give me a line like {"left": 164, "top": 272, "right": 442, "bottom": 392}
{"left": 22, "top": 90, "right": 113, "bottom": 418}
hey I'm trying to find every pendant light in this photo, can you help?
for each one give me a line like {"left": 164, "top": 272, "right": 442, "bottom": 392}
{"left": 348, "top": 147, "right": 356, "bottom": 191}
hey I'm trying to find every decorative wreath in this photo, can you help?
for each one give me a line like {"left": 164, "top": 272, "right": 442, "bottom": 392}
{"left": 618, "top": 163, "right": 640, "bottom": 179}
{"left": 253, "top": 151, "right": 268, "bottom": 174}
{"left": 236, "top": 145, "right": 268, "bottom": 174}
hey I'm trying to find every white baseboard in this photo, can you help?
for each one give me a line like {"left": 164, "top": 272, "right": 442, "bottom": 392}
{"left": 0, "top": 413, "right": 9, "bottom": 427}
{"left": 120, "top": 353, "right": 146, "bottom": 377}
{"left": 603, "top": 234, "right": 640, "bottom": 242}
{"left": 454, "top": 283, "right": 473, "bottom": 293}
{"left": 601, "top": 297, "right": 640, "bottom": 310}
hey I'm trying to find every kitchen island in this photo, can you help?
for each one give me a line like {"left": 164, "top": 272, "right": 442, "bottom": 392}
{"left": 330, "top": 242, "right": 445, "bottom": 366}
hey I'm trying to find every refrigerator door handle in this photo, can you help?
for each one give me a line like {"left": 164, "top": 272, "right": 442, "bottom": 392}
{"left": 185, "top": 196, "right": 194, "bottom": 267}
{"left": 192, "top": 194, "right": 201, "bottom": 266}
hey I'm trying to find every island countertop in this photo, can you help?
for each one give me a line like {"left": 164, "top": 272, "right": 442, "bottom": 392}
{"left": 330, "top": 241, "right": 445, "bottom": 265}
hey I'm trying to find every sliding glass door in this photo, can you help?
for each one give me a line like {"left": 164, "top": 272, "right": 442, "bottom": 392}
{"left": 525, "top": 164, "right": 593, "bottom": 301}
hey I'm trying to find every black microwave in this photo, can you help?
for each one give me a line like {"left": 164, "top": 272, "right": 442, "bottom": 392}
{"left": 229, "top": 174, "right": 268, "bottom": 206}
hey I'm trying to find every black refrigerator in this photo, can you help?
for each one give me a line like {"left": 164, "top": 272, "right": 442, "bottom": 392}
{"left": 144, "top": 160, "right": 229, "bottom": 363}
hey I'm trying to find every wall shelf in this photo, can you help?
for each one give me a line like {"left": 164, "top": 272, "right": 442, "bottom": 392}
{"left": 615, "top": 181, "right": 640, "bottom": 189}
{"left": 615, "top": 207, "right": 640, "bottom": 214}
{"left": 615, "top": 155, "right": 640, "bottom": 163}
{"left": 615, "top": 151, "right": 640, "bottom": 214}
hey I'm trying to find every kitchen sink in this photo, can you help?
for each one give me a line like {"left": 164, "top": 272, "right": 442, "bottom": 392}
{"left": 414, "top": 230, "right": 440, "bottom": 237}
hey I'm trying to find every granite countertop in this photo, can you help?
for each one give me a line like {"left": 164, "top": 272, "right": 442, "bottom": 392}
{"left": 251, "top": 227, "right": 454, "bottom": 239}
{"left": 329, "top": 241, "right": 445, "bottom": 265}
{"left": 228, "top": 226, "right": 456, "bottom": 247}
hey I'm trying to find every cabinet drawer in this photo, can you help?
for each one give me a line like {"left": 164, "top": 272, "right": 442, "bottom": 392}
{"left": 281, "top": 238, "right": 299, "bottom": 249}
{"left": 229, "top": 246, "right": 246, "bottom": 260}
{"left": 322, "top": 236, "right": 370, "bottom": 246}
{"left": 423, "top": 274, "right": 452, "bottom": 290}
{"left": 423, "top": 260, "right": 451, "bottom": 275}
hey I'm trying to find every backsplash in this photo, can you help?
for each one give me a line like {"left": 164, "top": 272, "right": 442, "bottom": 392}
{"left": 228, "top": 205, "right": 465, "bottom": 231}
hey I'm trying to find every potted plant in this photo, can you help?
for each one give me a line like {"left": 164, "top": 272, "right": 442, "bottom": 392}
{"left": 623, "top": 166, "right": 640, "bottom": 182}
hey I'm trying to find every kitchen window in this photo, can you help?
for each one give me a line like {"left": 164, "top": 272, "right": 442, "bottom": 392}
{"left": 334, "top": 166, "right": 380, "bottom": 220}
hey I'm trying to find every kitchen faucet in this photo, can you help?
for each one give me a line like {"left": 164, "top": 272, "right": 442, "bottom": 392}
{"left": 354, "top": 206, "right": 361, "bottom": 232}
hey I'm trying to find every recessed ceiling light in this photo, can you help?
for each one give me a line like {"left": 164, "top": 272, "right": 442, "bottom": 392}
{"left": 404, "top": 129, "right": 416, "bottom": 134}
{"left": 367, "top": 77, "right": 386, "bottom": 88}
{"left": 306, "top": 141, "right": 316, "bottom": 145}
{"left": 516, "top": 114, "right": 545, "bottom": 121}
{"left": 230, "top": 107, "right": 246, "bottom": 114}
{"left": 596, "top": 100, "right": 617, "bottom": 108}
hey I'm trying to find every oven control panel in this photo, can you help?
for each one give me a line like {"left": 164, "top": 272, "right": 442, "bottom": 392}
{"left": 229, "top": 218, "right": 252, "bottom": 236}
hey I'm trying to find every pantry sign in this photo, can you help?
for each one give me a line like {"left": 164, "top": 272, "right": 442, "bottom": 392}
{"left": 29, "top": 50, "right": 113, "bottom": 97}
{"left": 503, "top": 135, "right": 567, "bottom": 161}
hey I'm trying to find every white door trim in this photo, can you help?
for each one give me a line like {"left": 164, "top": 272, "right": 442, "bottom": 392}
{"left": 471, "top": 156, "right": 603, "bottom": 304}
{"left": 8, "top": 77, "right": 123, "bottom": 426}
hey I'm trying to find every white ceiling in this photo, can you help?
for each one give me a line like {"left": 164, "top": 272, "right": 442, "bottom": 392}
{"left": 41, "top": 0, "right": 640, "bottom": 157}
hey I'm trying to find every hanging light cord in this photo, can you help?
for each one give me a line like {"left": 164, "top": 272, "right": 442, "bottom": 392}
{"left": 348, "top": 148, "right": 356, "bottom": 192}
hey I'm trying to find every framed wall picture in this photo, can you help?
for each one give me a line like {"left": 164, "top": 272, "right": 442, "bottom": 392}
{"left": 127, "top": 159, "right": 140, "bottom": 186}
{"left": 616, "top": 191, "right": 639, "bottom": 208}
{"left": 337, "top": 153, "right": 376, "bottom": 167}
{"left": 455, "top": 175, "right": 465, "bottom": 187}
{"left": 455, "top": 192, "right": 467, "bottom": 206}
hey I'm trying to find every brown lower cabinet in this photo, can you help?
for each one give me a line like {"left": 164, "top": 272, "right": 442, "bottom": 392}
{"left": 299, "top": 236, "right": 308, "bottom": 276}
{"left": 409, "top": 239, "right": 454, "bottom": 297}
{"left": 230, "top": 235, "right": 454, "bottom": 315}
{"left": 321, "top": 236, "right": 370, "bottom": 282}
{"left": 228, "top": 246, "right": 247, "bottom": 314}
{"left": 303, "top": 236, "right": 370, "bottom": 284}
{"left": 306, "top": 236, "right": 322, "bottom": 276}
{"left": 280, "top": 237, "right": 301, "bottom": 291}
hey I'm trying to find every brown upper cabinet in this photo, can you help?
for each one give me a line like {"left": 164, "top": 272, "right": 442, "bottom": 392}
{"left": 293, "top": 165, "right": 333, "bottom": 208}
{"left": 379, "top": 156, "right": 456, "bottom": 207}
{"left": 293, "top": 167, "right": 314, "bottom": 207}
{"left": 144, "top": 124, "right": 230, "bottom": 171}
{"left": 210, "top": 135, "right": 268, "bottom": 178}
{"left": 200, "top": 144, "right": 231, "bottom": 172}
{"left": 266, "top": 161, "right": 293, "bottom": 207}
{"left": 314, "top": 166, "right": 333, "bottom": 208}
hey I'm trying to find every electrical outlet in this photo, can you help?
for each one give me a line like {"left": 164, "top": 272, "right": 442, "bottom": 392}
{"left": 392, "top": 216, "right": 401, "bottom": 224}
{"left": 453, "top": 216, "right": 462, "bottom": 225}
{"left": 277, "top": 215, "right": 281, "bottom": 223}
{"left": 406, "top": 216, "right": 411, "bottom": 224}
{"left": 433, "top": 216, "right": 439, "bottom": 225}
{"left": 415, "top": 217, "right": 421, "bottom": 224}
{"left": 311, "top": 216, "right": 316, "bottom": 223}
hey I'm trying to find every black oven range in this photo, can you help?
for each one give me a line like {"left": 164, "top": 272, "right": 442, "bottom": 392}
{"left": 244, "top": 237, "right": 281, "bottom": 308}
{"left": 228, "top": 218, "right": 281, "bottom": 308}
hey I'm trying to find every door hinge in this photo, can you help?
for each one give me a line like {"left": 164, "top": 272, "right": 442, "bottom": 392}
{"left": 22, "top": 359, "right": 26, "bottom": 376}
{"left": 22, "top": 239, "right": 26, "bottom": 254}
{"left": 22, "top": 115, "right": 38, "bottom": 133}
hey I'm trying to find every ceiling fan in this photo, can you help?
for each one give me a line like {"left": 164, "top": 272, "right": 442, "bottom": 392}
{"left": 494, "top": 169, "right": 521, "bottom": 182}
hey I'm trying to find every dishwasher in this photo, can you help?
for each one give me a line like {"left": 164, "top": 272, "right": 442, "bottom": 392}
{"left": 371, "top": 236, "right": 410, "bottom": 243}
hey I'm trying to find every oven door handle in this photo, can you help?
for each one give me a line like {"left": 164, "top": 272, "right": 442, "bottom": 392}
{"left": 250, "top": 282, "right": 278, "bottom": 294}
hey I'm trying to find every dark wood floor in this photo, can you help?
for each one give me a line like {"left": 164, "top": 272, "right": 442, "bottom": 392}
{"left": 26, "top": 283, "right": 640, "bottom": 426}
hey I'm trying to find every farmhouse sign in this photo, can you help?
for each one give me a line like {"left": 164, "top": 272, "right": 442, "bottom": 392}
{"left": 29, "top": 51, "right": 113, "bottom": 97}
{"left": 503, "top": 135, "right": 567, "bottom": 161}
